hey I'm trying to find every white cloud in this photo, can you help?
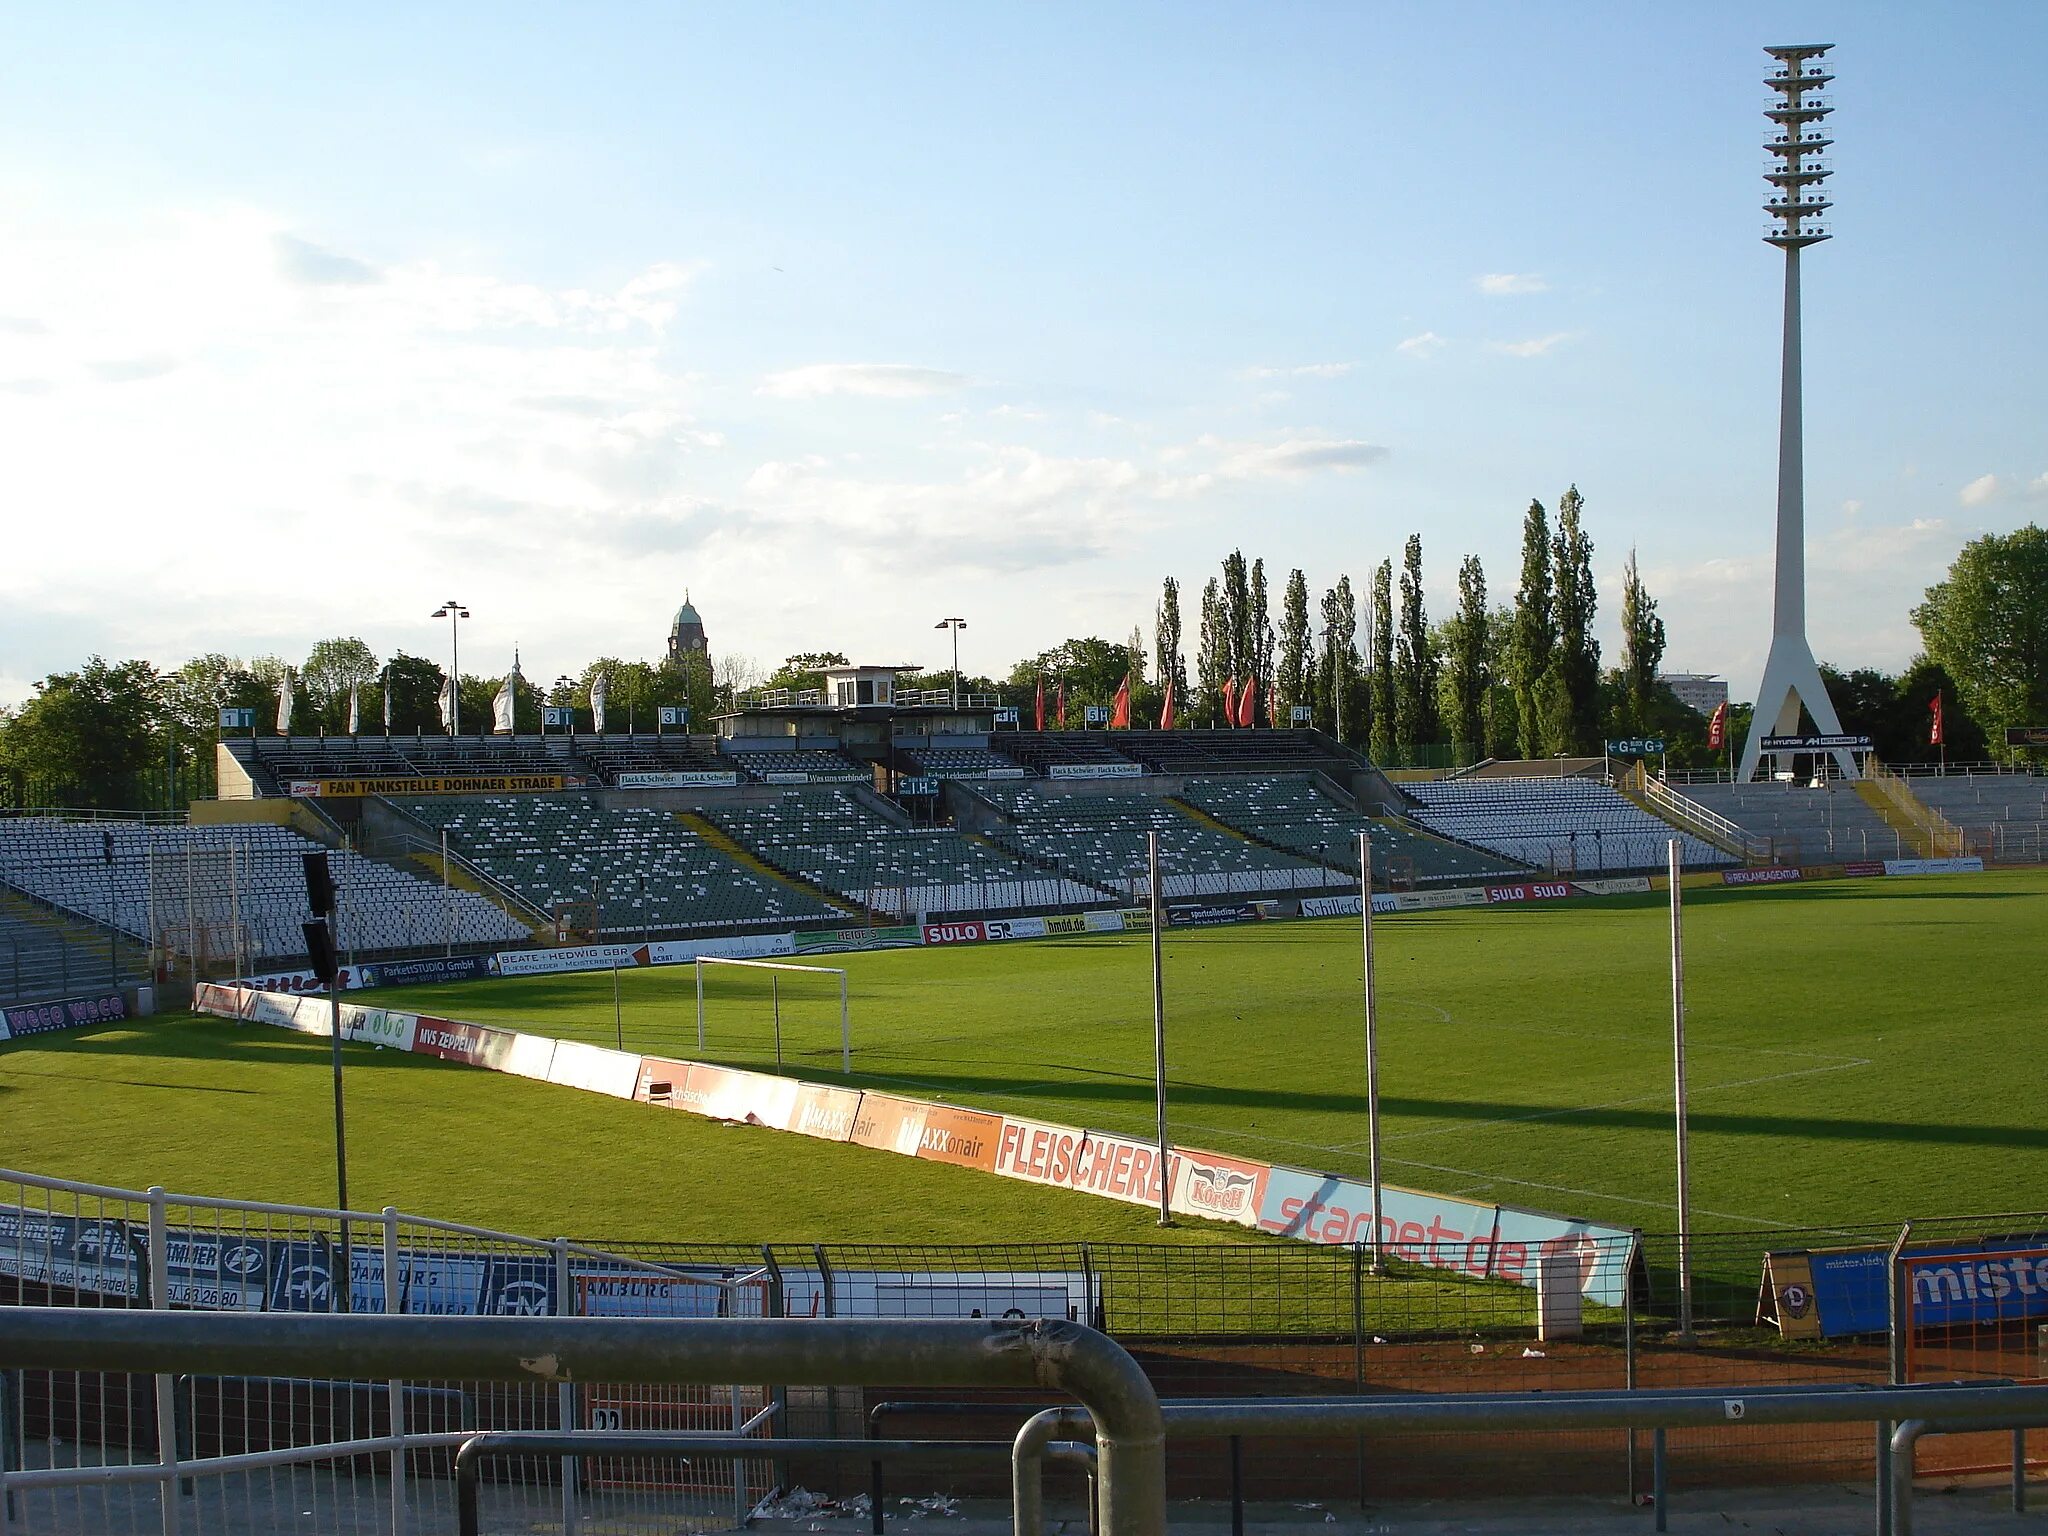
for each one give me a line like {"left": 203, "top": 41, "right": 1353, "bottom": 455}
{"left": 0, "top": 208, "right": 718, "bottom": 695}
{"left": 2030, "top": 472, "right": 2048, "bottom": 498}
{"left": 1395, "top": 331, "right": 1446, "bottom": 359}
{"left": 1477, "top": 273, "right": 1548, "bottom": 296}
{"left": 1210, "top": 437, "right": 1389, "bottom": 479}
{"left": 757, "top": 363, "right": 970, "bottom": 399}
{"left": 1241, "top": 361, "right": 1353, "bottom": 380}
{"left": 1959, "top": 473, "right": 2000, "bottom": 506}
{"left": 1491, "top": 332, "right": 1574, "bottom": 358}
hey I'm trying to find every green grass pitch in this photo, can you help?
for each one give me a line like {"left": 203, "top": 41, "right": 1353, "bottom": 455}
{"left": 5, "top": 870, "right": 2044, "bottom": 1261}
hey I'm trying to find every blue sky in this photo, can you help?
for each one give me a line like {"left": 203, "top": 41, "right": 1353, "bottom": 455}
{"left": 2, "top": 2, "right": 2042, "bottom": 706}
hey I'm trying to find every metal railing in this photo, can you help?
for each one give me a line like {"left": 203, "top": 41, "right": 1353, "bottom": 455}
{"left": 0, "top": 1310, "right": 1168, "bottom": 1536}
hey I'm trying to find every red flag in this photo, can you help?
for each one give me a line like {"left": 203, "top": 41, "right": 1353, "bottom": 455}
{"left": 1237, "top": 674, "right": 1257, "bottom": 729}
{"left": 1707, "top": 700, "right": 1728, "bottom": 751}
{"left": 1159, "top": 678, "right": 1176, "bottom": 730}
{"left": 1034, "top": 676, "right": 1045, "bottom": 732}
{"left": 1110, "top": 675, "right": 1131, "bottom": 730}
{"left": 1930, "top": 691, "right": 1945, "bottom": 746}
{"left": 1056, "top": 681, "right": 1066, "bottom": 730}
{"left": 1221, "top": 677, "right": 1238, "bottom": 727}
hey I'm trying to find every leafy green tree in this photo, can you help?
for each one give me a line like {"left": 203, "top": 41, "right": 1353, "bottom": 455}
{"left": 1196, "top": 578, "right": 1226, "bottom": 725}
{"left": 0, "top": 657, "right": 162, "bottom": 809}
{"left": 1009, "top": 638, "right": 1141, "bottom": 712}
{"left": 1617, "top": 548, "right": 1667, "bottom": 735}
{"left": 1368, "top": 561, "right": 1394, "bottom": 761}
{"left": 1445, "top": 555, "right": 1490, "bottom": 762}
{"left": 383, "top": 652, "right": 448, "bottom": 733}
{"left": 1277, "top": 568, "right": 1311, "bottom": 722}
{"left": 763, "top": 652, "right": 850, "bottom": 696}
{"left": 1911, "top": 524, "right": 2048, "bottom": 745}
{"left": 1510, "top": 499, "right": 1555, "bottom": 758}
{"left": 1394, "top": 534, "right": 1438, "bottom": 752}
{"left": 1248, "top": 558, "right": 1274, "bottom": 714}
{"left": 301, "top": 637, "right": 381, "bottom": 733}
{"left": 1154, "top": 576, "right": 1188, "bottom": 720}
{"left": 1482, "top": 605, "right": 1517, "bottom": 759}
{"left": 1551, "top": 485, "right": 1601, "bottom": 754}
{"left": 1221, "top": 551, "right": 1252, "bottom": 688}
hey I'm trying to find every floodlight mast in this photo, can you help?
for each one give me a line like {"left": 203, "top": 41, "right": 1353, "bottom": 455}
{"left": 1736, "top": 45, "right": 1857, "bottom": 784}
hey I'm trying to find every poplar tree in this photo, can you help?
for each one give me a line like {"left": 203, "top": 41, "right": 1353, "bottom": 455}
{"left": 1511, "top": 499, "right": 1556, "bottom": 758}
{"left": 1395, "top": 534, "right": 1438, "bottom": 751}
{"left": 1552, "top": 485, "right": 1601, "bottom": 754}
{"left": 1447, "top": 555, "right": 1491, "bottom": 762}
{"left": 1369, "top": 560, "right": 1396, "bottom": 762}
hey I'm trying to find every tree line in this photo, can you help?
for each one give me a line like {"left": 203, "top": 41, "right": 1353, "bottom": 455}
{"left": 2, "top": 523, "right": 2040, "bottom": 810}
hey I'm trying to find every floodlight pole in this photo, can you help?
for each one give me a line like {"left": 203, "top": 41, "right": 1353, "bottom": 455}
{"left": 1669, "top": 838, "right": 1695, "bottom": 1340}
{"left": 1737, "top": 45, "right": 1855, "bottom": 784}
{"left": 432, "top": 599, "right": 470, "bottom": 738}
{"left": 935, "top": 618, "right": 967, "bottom": 709}
{"left": 1359, "top": 831, "right": 1384, "bottom": 1275}
{"left": 1149, "top": 831, "right": 1171, "bottom": 1227}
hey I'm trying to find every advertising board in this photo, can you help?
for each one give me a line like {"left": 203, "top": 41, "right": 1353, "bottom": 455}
{"left": 1082, "top": 910, "right": 1126, "bottom": 933}
{"left": 364, "top": 954, "right": 490, "bottom": 989}
{"left": 615, "top": 770, "right": 741, "bottom": 788}
{"left": 410, "top": 1016, "right": 517, "bottom": 1068}
{"left": 1047, "top": 762, "right": 1144, "bottom": 779}
{"left": 794, "top": 925, "right": 920, "bottom": 953}
{"left": 2, "top": 991, "right": 127, "bottom": 1038}
{"left": 1724, "top": 866, "right": 1803, "bottom": 886}
{"left": 546, "top": 1040, "right": 644, "bottom": 1099}
{"left": 1169, "top": 1148, "right": 1271, "bottom": 1228}
{"left": 291, "top": 775, "right": 565, "bottom": 797}
{"left": 849, "top": 1093, "right": 930, "bottom": 1156}
{"left": 993, "top": 1118, "right": 1169, "bottom": 1209}
{"left": 922, "top": 921, "right": 987, "bottom": 946}
{"left": 788, "top": 1083, "right": 864, "bottom": 1142}
{"left": 1389, "top": 887, "right": 1486, "bottom": 911}
{"left": 1883, "top": 857, "right": 1985, "bottom": 877}
{"left": 983, "top": 916, "right": 1046, "bottom": 941}
{"left": 343, "top": 1005, "right": 420, "bottom": 1053}
{"left": 914, "top": 1105, "right": 1003, "bottom": 1170}
{"left": 1167, "top": 903, "right": 1259, "bottom": 928}
{"left": 1485, "top": 881, "right": 1575, "bottom": 904}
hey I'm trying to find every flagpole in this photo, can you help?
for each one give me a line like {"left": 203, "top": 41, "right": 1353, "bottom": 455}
{"left": 1669, "top": 837, "right": 1695, "bottom": 1340}
{"left": 1149, "top": 830, "right": 1171, "bottom": 1227}
{"left": 1359, "top": 830, "right": 1384, "bottom": 1276}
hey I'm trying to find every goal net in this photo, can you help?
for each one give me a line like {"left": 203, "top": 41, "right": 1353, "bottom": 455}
{"left": 692, "top": 956, "right": 851, "bottom": 1075}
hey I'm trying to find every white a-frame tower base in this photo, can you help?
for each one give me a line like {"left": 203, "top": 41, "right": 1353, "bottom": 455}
{"left": 1736, "top": 44, "right": 1857, "bottom": 784}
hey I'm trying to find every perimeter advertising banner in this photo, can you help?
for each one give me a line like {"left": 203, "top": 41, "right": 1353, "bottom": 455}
{"left": 1, "top": 991, "right": 127, "bottom": 1039}
{"left": 993, "top": 1117, "right": 1172, "bottom": 1210}
{"left": 849, "top": 1093, "right": 929, "bottom": 1156}
{"left": 290, "top": 774, "right": 566, "bottom": 797}
{"left": 1485, "top": 881, "right": 1575, "bottom": 904}
{"left": 913, "top": 1104, "right": 1003, "bottom": 1170}
{"left": 1768, "top": 1239, "right": 2048, "bottom": 1339}
{"left": 788, "top": 1083, "right": 864, "bottom": 1142}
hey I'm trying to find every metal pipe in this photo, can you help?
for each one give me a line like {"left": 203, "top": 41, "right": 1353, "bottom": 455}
{"left": 0, "top": 1312, "right": 1166, "bottom": 1536}
{"left": 1015, "top": 1406, "right": 1094, "bottom": 1536}
{"left": 1651, "top": 1426, "right": 1667, "bottom": 1533}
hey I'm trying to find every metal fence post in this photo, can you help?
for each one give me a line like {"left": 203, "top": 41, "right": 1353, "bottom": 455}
{"left": 554, "top": 1237, "right": 579, "bottom": 1534}
{"left": 1351, "top": 1243, "right": 1367, "bottom": 1508}
{"left": 146, "top": 1186, "right": 180, "bottom": 1536}
{"left": 1625, "top": 1233, "right": 1639, "bottom": 1505}
{"left": 383, "top": 1209, "right": 407, "bottom": 1536}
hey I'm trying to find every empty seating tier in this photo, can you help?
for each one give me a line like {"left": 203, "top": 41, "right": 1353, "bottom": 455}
{"left": 909, "top": 746, "right": 1028, "bottom": 780}
{"left": 576, "top": 735, "right": 735, "bottom": 785}
{"left": 392, "top": 796, "right": 842, "bottom": 934}
{"left": 971, "top": 782, "right": 1345, "bottom": 898}
{"left": 1681, "top": 778, "right": 1932, "bottom": 863}
{"left": 1178, "top": 775, "right": 1525, "bottom": 886}
{"left": 1119, "top": 729, "right": 1367, "bottom": 780}
{"left": 726, "top": 750, "right": 870, "bottom": 783}
{"left": 701, "top": 788, "right": 1102, "bottom": 917}
{"left": 0, "top": 817, "right": 530, "bottom": 962}
{"left": 1404, "top": 777, "right": 1729, "bottom": 872}
{"left": 993, "top": 733, "right": 1141, "bottom": 775}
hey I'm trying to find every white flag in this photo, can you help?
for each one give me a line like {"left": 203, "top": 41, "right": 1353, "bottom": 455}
{"left": 438, "top": 676, "right": 456, "bottom": 732}
{"left": 590, "top": 670, "right": 608, "bottom": 734}
{"left": 382, "top": 683, "right": 392, "bottom": 733}
{"left": 276, "top": 671, "right": 294, "bottom": 734}
{"left": 346, "top": 686, "right": 359, "bottom": 736}
{"left": 492, "top": 657, "right": 517, "bottom": 735}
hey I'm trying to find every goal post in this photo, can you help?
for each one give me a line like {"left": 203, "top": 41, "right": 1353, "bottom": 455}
{"left": 693, "top": 956, "right": 851, "bottom": 1073}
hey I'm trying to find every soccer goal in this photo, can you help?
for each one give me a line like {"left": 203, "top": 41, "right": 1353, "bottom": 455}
{"left": 693, "top": 956, "right": 851, "bottom": 1073}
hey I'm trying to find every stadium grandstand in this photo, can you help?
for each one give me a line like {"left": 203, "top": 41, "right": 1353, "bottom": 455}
{"left": 700, "top": 786, "right": 1106, "bottom": 916}
{"left": 1680, "top": 777, "right": 1917, "bottom": 862}
{"left": 994, "top": 731, "right": 1143, "bottom": 776}
{"left": 387, "top": 795, "right": 849, "bottom": 935}
{"left": 0, "top": 815, "right": 531, "bottom": 964}
{"left": 575, "top": 733, "right": 734, "bottom": 785}
{"left": 969, "top": 780, "right": 1348, "bottom": 897}
{"left": 1404, "top": 775, "right": 1733, "bottom": 872}
{"left": 1176, "top": 774, "right": 1528, "bottom": 886}
{"left": 723, "top": 747, "right": 870, "bottom": 783}
{"left": 906, "top": 744, "right": 1028, "bottom": 779}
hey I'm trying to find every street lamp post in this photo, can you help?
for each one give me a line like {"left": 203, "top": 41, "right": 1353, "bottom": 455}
{"left": 935, "top": 618, "right": 966, "bottom": 708}
{"left": 431, "top": 600, "right": 470, "bottom": 736}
